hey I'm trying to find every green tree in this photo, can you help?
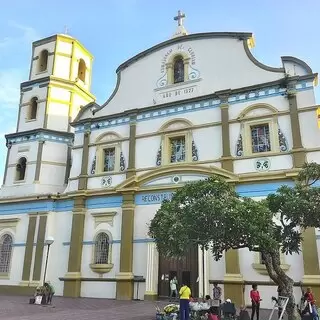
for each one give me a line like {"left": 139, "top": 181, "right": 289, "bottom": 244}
{"left": 148, "top": 163, "right": 320, "bottom": 320}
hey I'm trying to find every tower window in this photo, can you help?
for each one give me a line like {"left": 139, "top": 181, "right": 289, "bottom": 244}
{"left": 78, "top": 59, "right": 86, "bottom": 82}
{"left": 28, "top": 97, "right": 38, "bottom": 120}
{"left": 15, "top": 157, "right": 27, "bottom": 181}
{"left": 173, "top": 55, "right": 185, "bottom": 84}
{"left": 38, "top": 50, "right": 48, "bottom": 73}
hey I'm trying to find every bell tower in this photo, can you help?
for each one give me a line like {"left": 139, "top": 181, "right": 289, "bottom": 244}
{"left": 1, "top": 34, "right": 95, "bottom": 197}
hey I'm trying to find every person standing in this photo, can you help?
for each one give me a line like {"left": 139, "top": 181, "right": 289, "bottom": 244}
{"left": 250, "top": 284, "right": 261, "bottom": 320}
{"left": 304, "top": 287, "right": 319, "bottom": 320}
{"left": 212, "top": 283, "right": 222, "bottom": 317}
{"left": 169, "top": 276, "right": 178, "bottom": 302}
{"left": 179, "top": 283, "right": 191, "bottom": 320}
{"left": 44, "top": 282, "right": 55, "bottom": 305}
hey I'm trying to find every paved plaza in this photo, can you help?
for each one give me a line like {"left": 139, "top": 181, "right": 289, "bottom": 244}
{"left": 0, "top": 295, "right": 283, "bottom": 320}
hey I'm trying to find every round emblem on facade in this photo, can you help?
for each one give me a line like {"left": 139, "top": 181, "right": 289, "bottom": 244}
{"left": 254, "top": 158, "right": 271, "bottom": 172}
{"left": 101, "top": 176, "right": 112, "bottom": 187}
{"left": 172, "top": 176, "right": 181, "bottom": 184}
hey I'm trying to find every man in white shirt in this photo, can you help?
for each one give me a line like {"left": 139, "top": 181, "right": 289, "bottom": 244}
{"left": 169, "top": 276, "right": 178, "bottom": 301}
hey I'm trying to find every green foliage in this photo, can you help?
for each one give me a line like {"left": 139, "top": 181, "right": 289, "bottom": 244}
{"left": 149, "top": 176, "right": 277, "bottom": 260}
{"left": 297, "top": 162, "right": 320, "bottom": 186}
{"left": 149, "top": 164, "right": 320, "bottom": 262}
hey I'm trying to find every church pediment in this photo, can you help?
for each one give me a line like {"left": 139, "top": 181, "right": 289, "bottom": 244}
{"left": 76, "top": 32, "right": 289, "bottom": 121}
{"left": 116, "top": 164, "right": 238, "bottom": 191}
{"left": 141, "top": 173, "right": 209, "bottom": 187}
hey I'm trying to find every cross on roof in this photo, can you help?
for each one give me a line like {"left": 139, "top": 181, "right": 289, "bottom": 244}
{"left": 64, "top": 25, "right": 68, "bottom": 35}
{"left": 174, "top": 10, "right": 186, "bottom": 27}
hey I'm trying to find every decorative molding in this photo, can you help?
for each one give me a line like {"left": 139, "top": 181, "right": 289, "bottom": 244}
{"left": 74, "top": 80, "right": 313, "bottom": 133}
{"left": 236, "top": 134, "right": 243, "bottom": 157}
{"left": 101, "top": 176, "right": 112, "bottom": 188}
{"left": 0, "top": 218, "right": 20, "bottom": 233}
{"left": 191, "top": 139, "right": 199, "bottom": 161}
{"left": 188, "top": 65, "right": 200, "bottom": 81}
{"left": 254, "top": 158, "right": 271, "bottom": 172}
{"left": 252, "top": 263, "right": 290, "bottom": 275}
{"left": 89, "top": 263, "right": 114, "bottom": 274}
{"left": 156, "top": 144, "right": 162, "bottom": 167}
{"left": 278, "top": 128, "right": 288, "bottom": 152}
{"left": 119, "top": 152, "right": 126, "bottom": 171}
{"left": 91, "top": 156, "right": 96, "bottom": 175}
{"left": 7, "top": 132, "right": 74, "bottom": 146}
{"left": 91, "top": 211, "right": 117, "bottom": 228}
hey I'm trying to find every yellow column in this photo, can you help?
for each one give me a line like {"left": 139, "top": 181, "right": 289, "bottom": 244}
{"left": 116, "top": 192, "right": 135, "bottom": 300}
{"left": 63, "top": 197, "right": 86, "bottom": 297}
{"left": 218, "top": 91, "right": 233, "bottom": 172}
{"left": 224, "top": 250, "right": 244, "bottom": 306}
{"left": 302, "top": 228, "right": 320, "bottom": 299}
{"left": 287, "top": 86, "right": 305, "bottom": 167}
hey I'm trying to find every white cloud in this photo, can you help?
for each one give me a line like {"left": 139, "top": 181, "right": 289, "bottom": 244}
{"left": 0, "top": 21, "right": 40, "bottom": 50}
{"left": 0, "top": 69, "right": 25, "bottom": 109}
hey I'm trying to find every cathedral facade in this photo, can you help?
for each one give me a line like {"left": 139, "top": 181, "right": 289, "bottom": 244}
{"left": 0, "top": 13, "right": 319, "bottom": 308}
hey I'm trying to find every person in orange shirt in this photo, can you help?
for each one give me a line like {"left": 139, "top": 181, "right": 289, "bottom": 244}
{"left": 179, "top": 282, "right": 191, "bottom": 320}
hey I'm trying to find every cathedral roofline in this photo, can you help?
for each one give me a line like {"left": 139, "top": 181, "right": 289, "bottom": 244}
{"left": 72, "top": 73, "right": 317, "bottom": 126}
{"left": 31, "top": 34, "right": 94, "bottom": 59}
{"left": 5, "top": 128, "right": 74, "bottom": 140}
{"left": 116, "top": 32, "right": 253, "bottom": 73}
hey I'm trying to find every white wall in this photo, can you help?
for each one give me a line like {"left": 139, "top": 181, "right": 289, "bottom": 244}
{"left": 93, "top": 37, "right": 284, "bottom": 117}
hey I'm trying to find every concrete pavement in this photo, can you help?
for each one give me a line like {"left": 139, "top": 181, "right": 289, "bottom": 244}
{"left": 0, "top": 295, "right": 286, "bottom": 320}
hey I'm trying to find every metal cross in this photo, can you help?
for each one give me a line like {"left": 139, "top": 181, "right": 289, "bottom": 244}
{"left": 64, "top": 25, "right": 68, "bottom": 35}
{"left": 174, "top": 10, "right": 186, "bottom": 27}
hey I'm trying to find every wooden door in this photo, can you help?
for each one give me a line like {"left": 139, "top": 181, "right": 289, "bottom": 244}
{"left": 158, "top": 246, "right": 198, "bottom": 298}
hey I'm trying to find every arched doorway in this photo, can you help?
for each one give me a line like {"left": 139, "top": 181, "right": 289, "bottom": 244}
{"left": 158, "top": 246, "right": 198, "bottom": 298}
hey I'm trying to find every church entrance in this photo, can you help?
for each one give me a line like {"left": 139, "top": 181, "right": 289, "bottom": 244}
{"left": 158, "top": 246, "right": 198, "bottom": 298}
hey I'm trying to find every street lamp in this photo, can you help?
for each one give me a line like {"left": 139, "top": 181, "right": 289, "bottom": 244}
{"left": 43, "top": 236, "right": 54, "bottom": 286}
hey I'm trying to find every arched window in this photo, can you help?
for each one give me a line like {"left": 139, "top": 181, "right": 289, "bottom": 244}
{"left": 0, "top": 234, "right": 13, "bottom": 273}
{"left": 78, "top": 59, "right": 86, "bottom": 82}
{"left": 173, "top": 56, "right": 185, "bottom": 84}
{"left": 16, "top": 157, "right": 27, "bottom": 181}
{"left": 38, "top": 50, "right": 48, "bottom": 73}
{"left": 29, "top": 97, "right": 38, "bottom": 120}
{"left": 94, "top": 233, "right": 109, "bottom": 264}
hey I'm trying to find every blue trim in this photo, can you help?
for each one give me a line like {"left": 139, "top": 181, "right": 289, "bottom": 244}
{"left": 0, "top": 200, "right": 74, "bottom": 215}
{"left": 235, "top": 180, "right": 295, "bottom": 197}
{"left": 86, "top": 196, "right": 123, "bottom": 209}
{"left": 7, "top": 132, "right": 74, "bottom": 146}
{"left": 62, "top": 238, "right": 154, "bottom": 246}
{"left": 74, "top": 82, "right": 313, "bottom": 133}
{"left": 135, "top": 181, "right": 299, "bottom": 205}
{"left": 13, "top": 243, "right": 26, "bottom": 247}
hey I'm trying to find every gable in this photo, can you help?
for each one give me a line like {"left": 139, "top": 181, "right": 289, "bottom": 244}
{"left": 77, "top": 32, "right": 289, "bottom": 121}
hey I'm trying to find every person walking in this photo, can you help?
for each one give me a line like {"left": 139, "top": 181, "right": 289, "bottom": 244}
{"left": 250, "top": 284, "right": 261, "bottom": 320}
{"left": 179, "top": 282, "right": 191, "bottom": 320}
{"left": 169, "top": 276, "right": 178, "bottom": 302}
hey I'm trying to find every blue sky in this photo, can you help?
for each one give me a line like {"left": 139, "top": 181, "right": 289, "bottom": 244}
{"left": 0, "top": 1, "right": 319, "bottom": 184}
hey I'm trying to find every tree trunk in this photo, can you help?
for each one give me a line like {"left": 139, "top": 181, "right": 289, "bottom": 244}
{"left": 263, "top": 251, "right": 301, "bottom": 320}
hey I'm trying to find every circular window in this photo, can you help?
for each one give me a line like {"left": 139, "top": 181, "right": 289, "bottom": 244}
{"left": 172, "top": 176, "right": 180, "bottom": 184}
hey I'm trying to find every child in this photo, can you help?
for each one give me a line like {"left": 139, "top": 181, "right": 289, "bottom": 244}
{"left": 207, "top": 306, "right": 219, "bottom": 320}
{"left": 250, "top": 284, "right": 262, "bottom": 320}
